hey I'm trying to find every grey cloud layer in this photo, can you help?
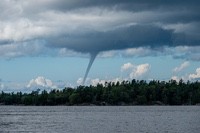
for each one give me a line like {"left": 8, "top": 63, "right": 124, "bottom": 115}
{"left": 0, "top": 0, "right": 200, "bottom": 58}
{"left": 48, "top": 25, "right": 173, "bottom": 53}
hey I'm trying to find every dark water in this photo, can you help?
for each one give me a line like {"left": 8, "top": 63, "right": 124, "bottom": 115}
{"left": 0, "top": 106, "right": 200, "bottom": 133}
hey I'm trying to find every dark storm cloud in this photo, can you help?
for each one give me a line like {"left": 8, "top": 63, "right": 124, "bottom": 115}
{"left": 45, "top": 0, "right": 200, "bottom": 24}
{"left": 0, "top": 0, "right": 200, "bottom": 58}
{"left": 34, "top": 0, "right": 200, "bottom": 12}
{"left": 48, "top": 25, "right": 173, "bottom": 53}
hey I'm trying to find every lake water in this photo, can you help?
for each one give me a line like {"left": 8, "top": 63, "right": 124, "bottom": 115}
{"left": 0, "top": 106, "right": 200, "bottom": 133}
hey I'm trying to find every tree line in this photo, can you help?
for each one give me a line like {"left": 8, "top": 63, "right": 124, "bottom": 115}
{"left": 0, "top": 79, "right": 200, "bottom": 105}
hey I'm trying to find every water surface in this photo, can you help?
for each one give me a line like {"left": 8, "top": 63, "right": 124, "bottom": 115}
{"left": 0, "top": 106, "right": 200, "bottom": 133}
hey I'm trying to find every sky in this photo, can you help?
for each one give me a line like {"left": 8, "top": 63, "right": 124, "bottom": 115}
{"left": 0, "top": 0, "right": 200, "bottom": 92}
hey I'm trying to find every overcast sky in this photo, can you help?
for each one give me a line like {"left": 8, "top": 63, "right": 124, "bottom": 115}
{"left": 0, "top": 0, "right": 200, "bottom": 92}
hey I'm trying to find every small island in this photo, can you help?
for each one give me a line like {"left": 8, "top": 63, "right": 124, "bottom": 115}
{"left": 0, "top": 79, "right": 200, "bottom": 106}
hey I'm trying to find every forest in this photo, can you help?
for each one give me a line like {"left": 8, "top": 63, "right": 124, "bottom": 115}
{"left": 0, "top": 79, "right": 200, "bottom": 106}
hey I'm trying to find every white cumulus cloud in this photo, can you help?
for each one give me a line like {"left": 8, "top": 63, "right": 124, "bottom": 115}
{"left": 173, "top": 61, "right": 190, "bottom": 73}
{"left": 171, "top": 67, "right": 200, "bottom": 82}
{"left": 121, "top": 62, "right": 134, "bottom": 72}
{"left": 90, "top": 78, "right": 122, "bottom": 86}
{"left": 171, "top": 76, "right": 180, "bottom": 82}
{"left": 27, "top": 76, "right": 57, "bottom": 89}
{"left": 76, "top": 78, "right": 83, "bottom": 85}
{"left": 90, "top": 78, "right": 106, "bottom": 86}
{"left": 130, "top": 63, "right": 150, "bottom": 79}
{"left": 189, "top": 68, "right": 200, "bottom": 80}
{"left": 121, "top": 62, "right": 150, "bottom": 79}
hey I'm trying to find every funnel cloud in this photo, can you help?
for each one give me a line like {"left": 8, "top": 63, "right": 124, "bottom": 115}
{"left": 83, "top": 53, "right": 97, "bottom": 84}
{"left": 48, "top": 24, "right": 174, "bottom": 81}
{"left": 0, "top": 0, "right": 200, "bottom": 83}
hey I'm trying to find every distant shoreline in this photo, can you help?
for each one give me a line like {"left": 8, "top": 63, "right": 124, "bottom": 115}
{"left": 0, "top": 104, "right": 200, "bottom": 106}
{"left": 1, "top": 79, "right": 200, "bottom": 106}
{"left": 1, "top": 102, "right": 200, "bottom": 106}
